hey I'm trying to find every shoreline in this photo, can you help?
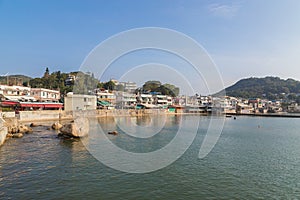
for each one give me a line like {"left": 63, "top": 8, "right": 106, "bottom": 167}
{"left": 3, "top": 109, "right": 300, "bottom": 125}
{"left": 2, "top": 109, "right": 300, "bottom": 129}
{"left": 226, "top": 112, "right": 300, "bottom": 118}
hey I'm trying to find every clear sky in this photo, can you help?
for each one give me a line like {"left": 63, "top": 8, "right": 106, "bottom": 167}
{"left": 1, "top": 0, "right": 300, "bottom": 94}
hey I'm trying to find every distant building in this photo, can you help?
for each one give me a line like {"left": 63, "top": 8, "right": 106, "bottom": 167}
{"left": 65, "top": 75, "right": 76, "bottom": 86}
{"left": 236, "top": 103, "right": 254, "bottom": 114}
{"left": 153, "top": 94, "right": 172, "bottom": 107}
{"left": 95, "top": 89, "right": 116, "bottom": 105}
{"left": 137, "top": 94, "right": 154, "bottom": 104}
{"left": 0, "top": 84, "right": 31, "bottom": 96}
{"left": 31, "top": 88, "right": 60, "bottom": 102}
{"left": 119, "top": 81, "right": 137, "bottom": 93}
{"left": 64, "top": 92, "right": 96, "bottom": 111}
{"left": 115, "top": 92, "right": 137, "bottom": 108}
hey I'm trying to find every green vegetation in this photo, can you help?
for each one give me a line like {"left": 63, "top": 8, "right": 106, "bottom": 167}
{"left": 0, "top": 75, "right": 32, "bottom": 86}
{"left": 29, "top": 69, "right": 75, "bottom": 95}
{"left": 218, "top": 76, "right": 300, "bottom": 101}
{"left": 72, "top": 72, "right": 99, "bottom": 94}
{"left": 5, "top": 68, "right": 180, "bottom": 97}
{"left": 137, "top": 80, "right": 180, "bottom": 97}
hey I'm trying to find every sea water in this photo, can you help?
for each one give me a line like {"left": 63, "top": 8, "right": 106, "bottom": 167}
{"left": 1, "top": 115, "right": 300, "bottom": 199}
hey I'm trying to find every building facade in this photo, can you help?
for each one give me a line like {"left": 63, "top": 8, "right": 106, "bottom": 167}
{"left": 30, "top": 88, "right": 60, "bottom": 102}
{"left": 64, "top": 92, "right": 97, "bottom": 111}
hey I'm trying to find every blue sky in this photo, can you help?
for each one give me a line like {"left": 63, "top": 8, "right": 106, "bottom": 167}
{"left": 0, "top": 0, "right": 300, "bottom": 94}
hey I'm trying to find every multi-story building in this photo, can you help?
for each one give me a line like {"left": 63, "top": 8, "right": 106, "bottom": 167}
{"left": 0, "top": 84, "right": 31, "bottom": 96}
{"left": 65, "top": 75, "right": 76, "bottom": 86}
{"left": 64, "top": 92, "right": 96, "bottom": 111}
{"left": 115, "top": 92, "right": 137, "bottom": 108}
{"left": 0, "top": 84, "right": 33, "bottom": 101}
{"left": 137, "top": 94, "right": 154, "bottom": 104}
{"left": 94, "top": 89, "right": 116, "bottom": 108}
{"left": 30, "top": 88, "right": 60, "bottom": 102}
{"left": 153, "top": 95, "right": 172, "bottom": 107}
{"left": 119, "top": 81, "right": 137, "bottom": 93}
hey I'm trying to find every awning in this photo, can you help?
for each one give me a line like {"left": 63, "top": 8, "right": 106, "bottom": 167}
{"left": 139, "top": 103, "right": 159, "bottom": 109}
{"left": 20, "top": 102, "right": 63, "bottom": 108}
{"left": 97, "top": 100, "right": 111, "bottom": 106}
{"left": 1, "top": 101, "right": 19, "bottom": 106}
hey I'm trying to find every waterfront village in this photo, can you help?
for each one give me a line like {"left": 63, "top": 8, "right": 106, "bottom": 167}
{"left": 1, "top": 73, "right": 300, "bottom": 116}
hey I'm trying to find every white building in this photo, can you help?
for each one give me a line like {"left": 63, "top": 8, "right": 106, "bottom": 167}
{"left": 64, "top": 92, "right": 97, "bottom": 111}
{"left": 0, "top": 84, "right": 31, "bottom": 96}
{"left": 119, "top": 81, "right": 137, "bottom": 93}
{"left": 137, "top": 94, "right": 154, "bottom": 104}
{"left": 95, "top": 90, "right": 116, "bottom": 105}
{"left": 153, "top": 95, "right": 172, "bottom": 107}
{"left": 115, "top": 92, "right": 137, "bottom": 108}
{"left": 0, "top": 84, "right": 35, "bottom": 102}
{"left": 31, "top": 88, "right": 60, "bottom": 102}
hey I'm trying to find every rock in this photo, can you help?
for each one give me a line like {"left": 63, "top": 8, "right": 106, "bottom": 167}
{"left": 27, "top": 127, "right": 33, "bottom": 133}
{"left": 18, "top": 124, "right": 32, "bottom": 134}
{"left": 8, "top": 125, "right": 18, "bottom": 134}
{"left": 108, "top": 131, "right": 118, "bottom": 135}
{"left": 12, "top": 133, "right": 23, "bottom": 138}
{"left": 30, "top": 123, "right": 39, "bottom": 127}
{"left": 6, "top": 133, "right": 13, "bottom": 138}
{"left": 52, "top": 122, "right": 63, "bottom": 130}
{"left": 59, "top": 118, "right": 89, "bottom": 138}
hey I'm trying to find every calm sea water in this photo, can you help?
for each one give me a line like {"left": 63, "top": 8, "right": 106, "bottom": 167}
{"left": 1, "top": 115, "right": 300, "bottom": 199}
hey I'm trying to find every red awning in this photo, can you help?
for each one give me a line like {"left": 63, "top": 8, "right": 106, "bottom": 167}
{"left": 44, "top": 104, "right": 63, "bottom": 108}
{"left": 1, "top": 101, "right": 18, "bottom": 106}
{"left": 20, "top": 103, "right": 63, "bottom": 108}
{"left": 20, "top": 103, "right": 41, "bottom": 108}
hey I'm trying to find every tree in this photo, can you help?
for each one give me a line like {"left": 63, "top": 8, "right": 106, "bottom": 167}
{"left": 43, "top": 67, "right": 50, "bottom": 78}
{"left": 143, "top": 81, "right": 161, "bottom": 92}
{"left": 103, "top": 81, "right": 115, "bottom": 91}
{"left": 140, "top": 80, "right": 179, "bottom": 97}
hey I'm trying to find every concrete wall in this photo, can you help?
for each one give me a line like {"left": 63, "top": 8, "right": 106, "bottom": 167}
{"left": 19, "top": 110, "right": 61, "bottom": 121}
{"left": 0, "top": 112, "right": 15, "bottom": 118}
{"left": 0, "top": 117, "right": 8, "bottom": 146}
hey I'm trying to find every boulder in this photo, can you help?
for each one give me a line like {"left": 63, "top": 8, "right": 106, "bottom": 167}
{"left": 6, "top": 133, "right": 13, "bottom": 138}
{"left": 12, "top": 133, "right": 23, "bottom": 138}
{"left": 18, "top": 124, "right": 33, "bottom": 134}
{"left": 52, "top": 122, "right": 63, "bottom": 130}
{"left": 59, "top": 118, "right": 89, "bottom": 138}
{"left": 8, "top": 125, "right": 18, "bottom": 134}
{"left": 30, "top": 123, "right": 39, "bottom": 127}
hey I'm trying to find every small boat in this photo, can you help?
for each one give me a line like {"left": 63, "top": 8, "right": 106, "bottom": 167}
{"left": 226, "top": 115, "right": 232, "bottom": 118}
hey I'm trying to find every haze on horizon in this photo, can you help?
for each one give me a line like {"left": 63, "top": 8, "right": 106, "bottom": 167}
{"left": 1, "top": 0, "right": 300, "bottom": 94}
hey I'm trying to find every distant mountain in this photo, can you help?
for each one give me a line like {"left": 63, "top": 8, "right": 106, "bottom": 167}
{"left": 0, "top": 74, "right": 32, "bottom": 85}
{"left": 216, "top": 76, "right": 300, "bottom": 99}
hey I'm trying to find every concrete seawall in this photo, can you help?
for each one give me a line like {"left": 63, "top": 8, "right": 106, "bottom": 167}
{"left": 0, "top": 117, "right": 8, "bottom": 146}
{"left": 17, "top": 109, "right": 170, "bottom": 122}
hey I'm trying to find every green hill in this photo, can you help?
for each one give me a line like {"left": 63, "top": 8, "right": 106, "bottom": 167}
{"left": 0, "top": 74, "right": 32, "bottom": 85}
{"left": 217, "top": 76, "right": 300, "bottom": 99}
